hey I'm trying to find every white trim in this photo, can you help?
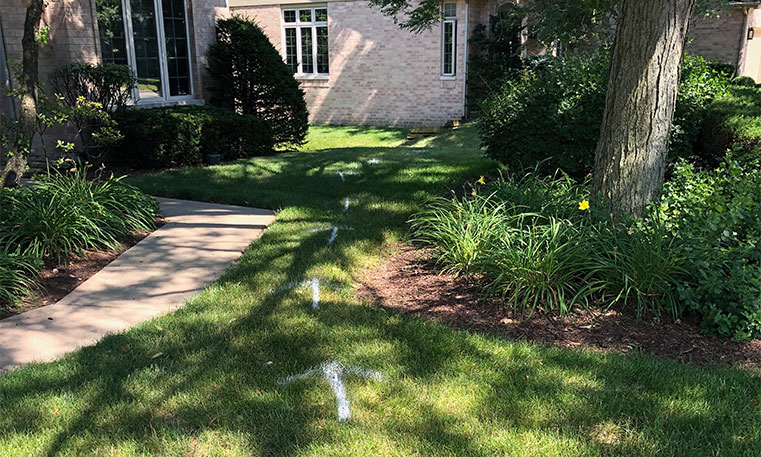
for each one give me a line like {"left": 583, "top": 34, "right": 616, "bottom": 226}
{"left": 441, "top": 18, "right": 457, "bottom": 76}
{"left": 118, "top": 0, "right": 195, "bottom": 104}
{"left": 282, "top": 5, "right": 329, "bottom": 77}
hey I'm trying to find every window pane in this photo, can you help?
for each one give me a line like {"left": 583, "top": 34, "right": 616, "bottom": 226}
{"left": 300, "top": 27, "right": 313, "bottom": 73}
{"left": 315, "top": 8, "right": 327, "bottom": 22}
{"left": 285, "top": 27, "right": 298, "bottom": 73}
{"left": 284, "top": 10, "right": 296, "bottom": 23}
{"left": 130, "top": 0, "right": 162, "bottom": 98}
{"left": 299, "top": 9, "right": 312, "bottom": 23}
{"left": 162, "top": 0, "right": 191, "bottom": 96}
{"left": 316, "top": 26, "right": 328, "bottom": 74}
{"left": 443, "top": 21, "right": 455, "bottom": 75}
{"left": 95, "top": 0, "right": 129, "bottom": 66}
{"left": 444, "top": 3, "right": 456, "bottom": 18}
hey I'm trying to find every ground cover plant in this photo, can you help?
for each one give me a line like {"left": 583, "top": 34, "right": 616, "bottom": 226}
{"left": 0, "top": 166, "right": 159, "bottom": 308}
{"left": 0, "top": 125, "right": 759, "bottom": 456}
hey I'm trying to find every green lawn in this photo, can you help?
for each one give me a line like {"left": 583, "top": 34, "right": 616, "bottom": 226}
{"left": 1, "top": 125, "right": 760, "bottom": 456}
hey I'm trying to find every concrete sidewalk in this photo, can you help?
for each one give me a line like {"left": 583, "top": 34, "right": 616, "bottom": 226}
{"left": 0, "top": 197, "right": 276, "bottom": 374}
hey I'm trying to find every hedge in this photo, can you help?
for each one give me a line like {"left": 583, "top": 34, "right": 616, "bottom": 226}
{"left": 111, "top": 105, "right": 274, "bottom": 169}
{"left": 700, "top": 85, "right": 761, "bottom": 166}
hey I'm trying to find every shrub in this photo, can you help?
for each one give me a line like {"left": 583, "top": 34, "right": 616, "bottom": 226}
{"left": 208, "top": 16, "right": 308, "bottom": 148}
{"left": 478, "top": 50, "right": 608, "bottom": 178}
{"left": 112, "top": 105, "right": 274, "bottom": 168}
{"left": 0, "top": 166, "right": 159, "bottom": 262}
{"left": 732, "top": 76, "right": 757, "bottom": 87}
{"left": 700, "top": 85, "right": 761, "bottom": 166}
{"left": 657, "top": 157, "right": 761, "bottom": 340}
{"left": 479, "top": 52, "right": 730, "bottom": 177}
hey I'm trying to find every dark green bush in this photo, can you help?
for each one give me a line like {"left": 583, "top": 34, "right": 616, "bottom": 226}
{"left": 51, "top": 62, "right": 135, "bottom": 112}
{"left": 700, "top": 85, "right": 761, "bottom": 166}
{"left": 208, "top": 16, "right": 308, "bottom": 148}
{"left": 478, "top": 50, "right": 609, "bottom": 178}
{"left": 112, "top": 105, "right": 274, "bottom": 169}
{"left": 732, "top": 76, "right": 757, "bottom": 87}
{"left": 658, "top": 157, "right": 761, "bottom": 340}
{"left": 479, "top": 52, "right": 730, "bottom": 177}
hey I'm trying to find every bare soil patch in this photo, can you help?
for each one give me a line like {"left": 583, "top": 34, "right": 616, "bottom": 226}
{"left": 359, "top": 244, "right": 761, "bottom": 370}
{"left": 1, "top": 219, "right": 165, "bottom": 319}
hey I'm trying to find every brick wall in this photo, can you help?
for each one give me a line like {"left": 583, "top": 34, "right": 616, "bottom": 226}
{"left": 233, "top": 0, "right": 467, "bottom": 126}
{"left": 688, "top": 7, "right": 745, "bottom": 67}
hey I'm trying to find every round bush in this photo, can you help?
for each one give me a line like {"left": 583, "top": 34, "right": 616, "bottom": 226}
{"left": 208, "top": 16, "right": 309, "bottom": 148}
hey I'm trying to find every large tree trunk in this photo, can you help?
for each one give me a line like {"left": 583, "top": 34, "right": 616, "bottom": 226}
{"left": 592, "top": 0, "right": 696, "bottom": 216}
{"left": 0, "top": 0, "right": 45, "bottom": 189}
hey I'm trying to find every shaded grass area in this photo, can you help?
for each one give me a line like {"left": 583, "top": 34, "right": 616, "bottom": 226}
{"left": 1, "top": 125, "right": 760, "bottom": 456}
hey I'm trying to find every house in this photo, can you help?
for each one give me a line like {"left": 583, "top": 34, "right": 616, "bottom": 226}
{"left": 1, "top": 0, "right": 760, "bottom": 167}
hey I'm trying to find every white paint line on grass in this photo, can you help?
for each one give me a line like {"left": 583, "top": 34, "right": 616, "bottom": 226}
{"left": 327, "top": 226, "right": 339, "bottom": 245}
{"left": 343, "top": 197, "right": 350, "bottom": 212}
{"left": 310, "top": 277, "right": 320, "bottom": 310}
{"left": 337, "top": 171, "right": 345, "bottom": 183}
{"left": 277, "top": 361, "right": 382, "bottom": 422}
{"left": 366, "top": 158, "right": 380, "bottom": 165}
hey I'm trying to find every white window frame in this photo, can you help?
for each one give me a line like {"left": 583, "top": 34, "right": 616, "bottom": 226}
{"left": 441, "top": 5, "right": 457, "bottom": 77}
{"left": 281, "top": 5, "right": 329, "bottom": 78}
{"left": 118, "top": 0, "right": 195, "bottom": 104}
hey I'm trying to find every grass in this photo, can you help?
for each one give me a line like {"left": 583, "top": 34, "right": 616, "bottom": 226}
{"left": 0, "top": 124, "right": 760, "bottom": 456}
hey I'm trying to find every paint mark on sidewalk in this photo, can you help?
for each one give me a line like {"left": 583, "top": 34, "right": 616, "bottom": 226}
{"left": 277, "top": 361, "right": 382, "bottom": 422}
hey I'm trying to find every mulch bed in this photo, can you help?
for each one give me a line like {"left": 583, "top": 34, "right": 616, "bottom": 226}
{"left": 359, "top": 244, "right": 761, "bottom": 371}
{"left": 1, "top": 219, "right": 165, "bottom": 319}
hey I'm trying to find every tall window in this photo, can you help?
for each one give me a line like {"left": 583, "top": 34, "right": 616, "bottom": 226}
{"left": 95, "top": 0, "right": 193, "bottom": 102}
{"left": 283, "top": 6, "right": 329, "bottom": 76}
{"left": 441, "top": 3, "right": 457, "bottom": 77}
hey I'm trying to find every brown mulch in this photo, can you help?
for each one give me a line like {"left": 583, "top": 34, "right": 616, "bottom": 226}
{"left": 358, "top": 244, "right": 761, "bottom": 371}
{"left": 1, "top": 220, "right": 165, "bottom": 319}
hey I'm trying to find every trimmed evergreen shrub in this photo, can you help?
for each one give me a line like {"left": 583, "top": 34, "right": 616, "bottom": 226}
{"left": 112, "top": 105, "right": 274, "bottom": 169}
{"left": 479, "top": 52, "right": 730, "bottom": 177}
{"left": 700, "top": 85, "right": 761, "bottom": 166}
{"left": 208, "top": 16, "right": 308, "bottom": 148}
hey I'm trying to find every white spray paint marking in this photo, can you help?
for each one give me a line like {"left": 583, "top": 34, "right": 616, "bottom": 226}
{"left": 337, "top": 171, "right": 345, "bottom": 182}
{"left": 366, "top": 158, "right": 380, "bottom": 165}
{"left": 308, "top": 227, "right": 332, "bottom": 234}
{"left": 343, "top": 197, "right": 350, "bottom": 212}
{"left": 327, "top": 226, "right": 339, "bottom": 245}
{"left": 277, "top": 361, "right": 382, "bottom": 422}
{"left": 310, "top": 277, "right": 320, "bottom": 310}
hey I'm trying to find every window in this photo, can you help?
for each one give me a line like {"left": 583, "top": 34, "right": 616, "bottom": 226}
{"left": 95, "top": 0, "right": 193, "bottom": 102}
{"left": 441, "top": 3, "right": 456, "bottom": 77}
{"left": 283, "top": 6, "right": 329, "bottom": 76}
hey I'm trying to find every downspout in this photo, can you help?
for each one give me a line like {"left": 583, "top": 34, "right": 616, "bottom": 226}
{"left": 737, "top": 6, "right": 751, "bottom": 76}
{"left": 0, "top": 12, "right": 15, "bottom": 120}
{"left": 461, "top": 0, "right": 469, "bottom": 120}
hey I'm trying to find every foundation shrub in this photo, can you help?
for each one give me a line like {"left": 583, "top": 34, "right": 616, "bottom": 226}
{"left": 112, "top": 105, "right": 274, "bottom": 168}
{"left": 700, "top": 85, "right": 761, "bottom": 167}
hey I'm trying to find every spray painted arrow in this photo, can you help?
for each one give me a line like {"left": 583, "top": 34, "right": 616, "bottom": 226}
{"left": 277, "top": 361, "right": 382, "bottom": 422}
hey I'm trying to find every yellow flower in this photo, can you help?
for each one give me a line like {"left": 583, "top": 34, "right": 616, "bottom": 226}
{"left": 471, "top": 188, "right": 478, "bottom": 197}
{"left": 476, "top": 176, "right": 486, "bottom": 185}
{"left": 578, "top": 200, "right": 590, "bottom": 211}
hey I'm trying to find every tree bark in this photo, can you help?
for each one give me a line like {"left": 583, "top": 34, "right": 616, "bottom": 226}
{"left": 592, "top": 0, "right": 696, "bottom": 217}
{"left": 0, "top": 0, "right": 45, "bottom": 189}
